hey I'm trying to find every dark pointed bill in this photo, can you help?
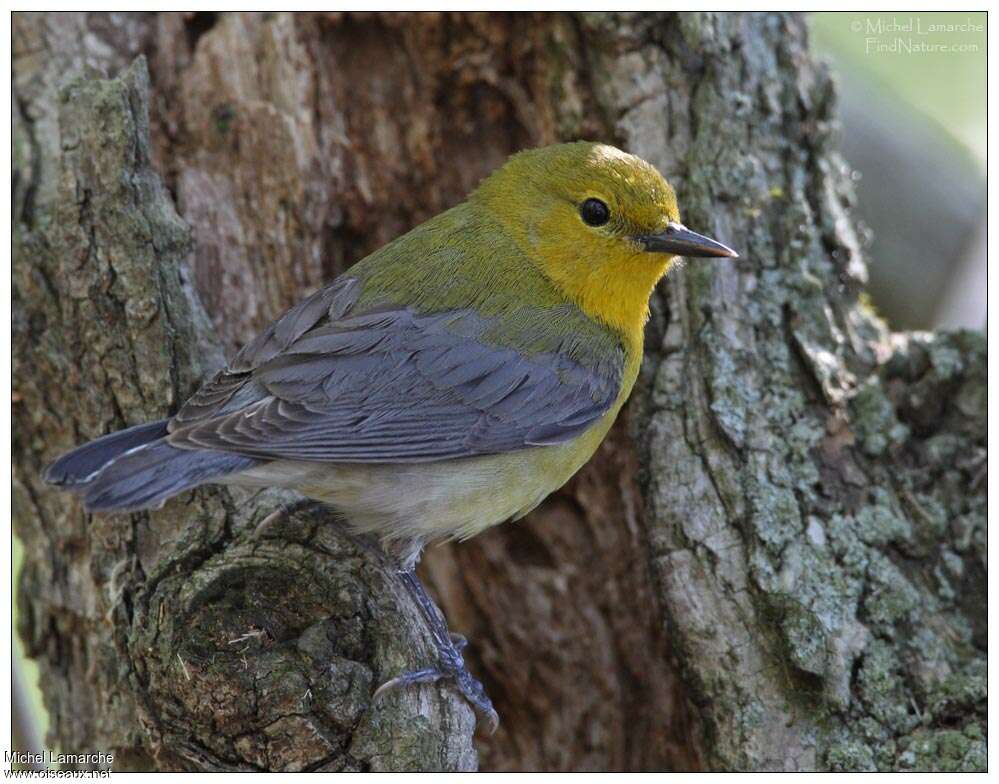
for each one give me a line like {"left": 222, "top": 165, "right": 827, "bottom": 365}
{"left": 636, "top": 222, "right": 739, "bottom": 258}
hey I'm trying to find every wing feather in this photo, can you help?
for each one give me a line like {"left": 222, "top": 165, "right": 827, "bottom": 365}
{"left": 168, "top": 276, "right": 624, "bottom": 464}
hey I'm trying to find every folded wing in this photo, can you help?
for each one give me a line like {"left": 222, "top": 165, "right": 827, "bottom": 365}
{"left": 167, "top": 277, "right": 623, "bottom": 464}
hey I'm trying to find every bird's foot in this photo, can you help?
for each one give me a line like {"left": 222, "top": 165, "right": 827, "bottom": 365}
{"left": 374, "top": 633, "right": 499, "bottom": 735}
{"left": 374, "top": 569, "right": 498, "bottom": 734}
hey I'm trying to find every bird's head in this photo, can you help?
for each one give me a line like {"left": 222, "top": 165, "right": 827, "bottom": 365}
{"left": 472, "top": 142, "right": 737, "bottom": 340}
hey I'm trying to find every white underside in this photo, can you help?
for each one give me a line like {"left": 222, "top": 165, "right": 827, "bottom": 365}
{"left": 225, "top": 439, "right": 596, "bottom": 548}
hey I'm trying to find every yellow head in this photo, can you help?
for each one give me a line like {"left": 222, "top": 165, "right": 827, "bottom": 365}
{"left": 472, "top": 142, "right": 736, "bottom": 344}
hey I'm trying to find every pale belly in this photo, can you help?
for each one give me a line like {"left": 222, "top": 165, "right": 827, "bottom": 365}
{"left": 232, "top": 409, "right": 616, "bottom": 546}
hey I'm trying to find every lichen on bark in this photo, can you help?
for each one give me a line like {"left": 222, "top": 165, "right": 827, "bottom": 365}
{"left": 615, "top": 13, "right": 986, "bottom": 772}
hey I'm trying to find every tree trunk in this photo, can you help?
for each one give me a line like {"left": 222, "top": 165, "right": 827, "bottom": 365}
{"left": 13, "top": 11, "right": 986, "bottom": 772}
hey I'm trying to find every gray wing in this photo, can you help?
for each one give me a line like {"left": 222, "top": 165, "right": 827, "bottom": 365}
{"left": 168, "top": 277, "right": 624, "bottom": 463}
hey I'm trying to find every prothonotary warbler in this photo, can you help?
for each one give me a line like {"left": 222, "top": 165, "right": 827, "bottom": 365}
{"left": 44, "top": 141, "right": 737, "bottom": 732}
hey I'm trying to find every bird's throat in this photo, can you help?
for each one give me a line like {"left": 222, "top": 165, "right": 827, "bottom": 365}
{"left": 572, "top": 253, "right": 673, "bottom": 353}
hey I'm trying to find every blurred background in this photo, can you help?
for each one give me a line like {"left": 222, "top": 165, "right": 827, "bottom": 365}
{"left": 810, "top": 11, "right": 986, "bottom": 330}
{"left": 11, "top": 10, "right": 988, "bottom": 761}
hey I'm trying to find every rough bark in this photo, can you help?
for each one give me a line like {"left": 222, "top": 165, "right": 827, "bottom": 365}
{"left": 12, "top": 18, "right": 474, "bottom": 773}
{"left": 13, "top": 12, "right": 985, "bottom": 772}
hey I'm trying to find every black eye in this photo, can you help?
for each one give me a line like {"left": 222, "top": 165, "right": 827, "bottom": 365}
{"left": 579, "top": 198, "right": 610, "bottom": 227}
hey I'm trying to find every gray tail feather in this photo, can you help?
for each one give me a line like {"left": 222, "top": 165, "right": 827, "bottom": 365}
{"left": 78, "top": 440, "right": 258, "bottom": 512}
{"left": 43, "top": 419, "right": 172, "bottom": 487}
{"left": 43, "top": 420, "right": 258, "bottom": 512}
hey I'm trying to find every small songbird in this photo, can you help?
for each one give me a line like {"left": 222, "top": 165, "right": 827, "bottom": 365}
{"left": 43, "top": 141, "right": 737, "bottom": 732}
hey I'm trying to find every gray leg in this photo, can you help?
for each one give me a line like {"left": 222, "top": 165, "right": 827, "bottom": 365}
{"left": 374, "top": 570, "right": 499, "bottom": 734}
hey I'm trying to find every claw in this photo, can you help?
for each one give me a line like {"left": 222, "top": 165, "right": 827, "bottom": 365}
{"left": 451, "top": 666, "right": 499, "bottom": 735}
{"left": 372, "top": 667, "right": 443, "bottom": 701}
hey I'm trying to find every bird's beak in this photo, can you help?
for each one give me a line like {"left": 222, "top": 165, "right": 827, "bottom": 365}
{"left": 636, "top": 222, "right": 739, "bottom": 258}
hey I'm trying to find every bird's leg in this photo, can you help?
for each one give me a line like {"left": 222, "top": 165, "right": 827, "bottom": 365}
{"left": 374, "top": 569, "right": 499, "bottom": 734}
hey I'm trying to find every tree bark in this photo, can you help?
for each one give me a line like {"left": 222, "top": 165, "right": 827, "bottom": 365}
{"left": 13, "top": 11, "right": 985, "bottom": 772}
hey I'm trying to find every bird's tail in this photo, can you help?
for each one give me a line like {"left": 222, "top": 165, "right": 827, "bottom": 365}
{"left": 43, "top": 419, "right": 258, "bottom": 512}
{"left": 43, "top": 419, "right": 172, "bottom": 487}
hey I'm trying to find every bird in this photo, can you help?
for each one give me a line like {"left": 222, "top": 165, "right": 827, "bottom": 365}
{"left": 43, "top": 141, "right": 737, "bottom": 733}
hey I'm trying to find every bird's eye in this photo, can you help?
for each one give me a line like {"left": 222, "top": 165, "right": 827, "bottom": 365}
{"left": 579, "top": 198, "right": 610, "bottom": 227}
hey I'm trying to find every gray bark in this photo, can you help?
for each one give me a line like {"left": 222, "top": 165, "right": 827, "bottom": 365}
{"left": 13, "top": 12, "right": 985, "bottom": 772}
